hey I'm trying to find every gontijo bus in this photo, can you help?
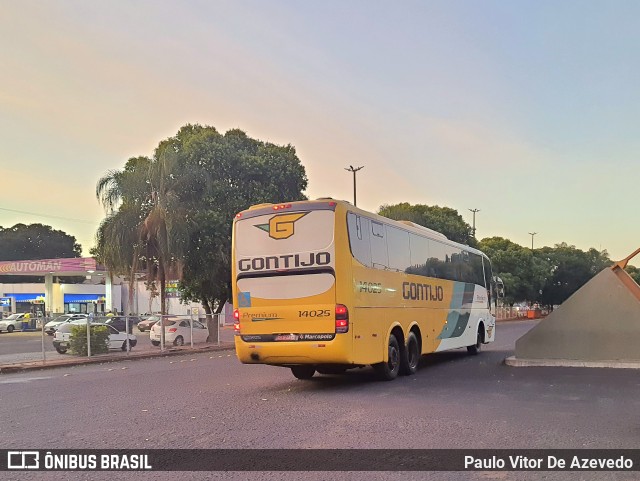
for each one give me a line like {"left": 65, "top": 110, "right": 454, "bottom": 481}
{"left": 232, "top": 199, "right": 499, "bottom": 381}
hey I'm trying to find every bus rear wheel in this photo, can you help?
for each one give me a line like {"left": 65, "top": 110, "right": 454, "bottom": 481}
{"left": 291, "top": 365, "right": 316, "bottom": 380}
{"left": 400, "top": 332, "right": 420, "bottom": 376}
{"left": 374, "top": 334, "right": 401, "bottom": 381}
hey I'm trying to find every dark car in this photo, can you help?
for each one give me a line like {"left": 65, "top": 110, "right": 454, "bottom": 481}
{"left": 137, "top": 315, "right": 160, "bottom": 332}
{"left": 103, "top": 316, "right": 140, "bottom": 334}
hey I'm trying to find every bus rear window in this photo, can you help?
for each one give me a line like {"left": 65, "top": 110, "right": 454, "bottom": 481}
{"left": 237, "top": 273, "right": 334, "bottom": 300}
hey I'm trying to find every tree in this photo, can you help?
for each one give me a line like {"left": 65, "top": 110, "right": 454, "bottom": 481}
{"left": 378, "top": 203, "right": 475, "bottom": 245}
{"left": 626, "top": 265, "right": 640, "bottom": 286}
{"left": 172, "top": 126, "right": 308, "bottom": 340}
{"left": 478, "top": 237, "right": 549, "bottom": 305}
{"left": 94, "top": 124, "right": 308, "bottom": 342}
{"left": 538, "top": 243, "right": 611, "bottom": 306}
{"left": 0, "top": 223, "right": 82, "bottom": 283}
{"left": 94, "top": 156, "right": 153, "bottom": 312}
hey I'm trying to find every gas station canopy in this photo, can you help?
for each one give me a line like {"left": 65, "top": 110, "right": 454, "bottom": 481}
{"left": 0, "top": 257, "right": 107, "bottom": 277}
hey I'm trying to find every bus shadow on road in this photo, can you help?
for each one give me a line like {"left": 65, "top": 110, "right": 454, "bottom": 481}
{"left": 268, "top": 348, "right": 517, "bottom": 392}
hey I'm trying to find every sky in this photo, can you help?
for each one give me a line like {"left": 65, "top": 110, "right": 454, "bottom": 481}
{"left": 1, "top": 1, "right": 639, "bottom": 261}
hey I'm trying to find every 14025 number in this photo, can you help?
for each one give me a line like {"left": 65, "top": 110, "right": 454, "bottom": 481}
{"left": 299, "top": 310, "right": 330, "bottom": 318}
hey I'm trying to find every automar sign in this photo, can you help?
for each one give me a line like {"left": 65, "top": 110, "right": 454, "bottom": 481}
{"left": 0, "top": 258, "right": 97, "bottom": 274}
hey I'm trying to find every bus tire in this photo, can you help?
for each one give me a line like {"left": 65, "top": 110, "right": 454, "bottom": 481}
{"left": 400, "top": 332, "right": 420, "bottom": 376}
{"left": 291, "top": 365, "right": 316, "bottom": 380}
{"left": 374, "top": 334, "right": 401, "bottom": 381}
{"left": 467, "top": 328, "right": 483, "bottom": 355}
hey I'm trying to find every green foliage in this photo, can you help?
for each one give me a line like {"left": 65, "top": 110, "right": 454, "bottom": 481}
{"left": 479, "top": 237, "right": 549, "bottom": 305}
{"left": 0, "top": 223, "right": 82, "bottom": 283}
{"left": 479, "top": 238, "right": 611, "bottom": 306}
{"left": 538, "top": 244, "right": 611, "bottom": 306}
{"left": 378, "top": 203, "right": 475, "bottom": 245}
{"left": 173, "top": 126, "right": 307, "bottom": 322}
{"left": 69, "top": 325, "right": 109, "bottom": 355}
{"left": 94, "top": 124, "right": 308, "bottom": 330}
{"left": 626, "top": 265, "right": 640, "bottom": 286}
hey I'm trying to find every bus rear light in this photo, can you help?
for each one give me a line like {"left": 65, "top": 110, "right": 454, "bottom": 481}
{"left": 272, "top": 204, "right": 292, "bottom": 210}
{"left": 234, "top": 309, "right": 241, "bottom": 335}
{"left": 235, "top": 213, "right": 243, "bottom": 218}
{"left": 335, "top": 304, "right": 349, "bottom": 333}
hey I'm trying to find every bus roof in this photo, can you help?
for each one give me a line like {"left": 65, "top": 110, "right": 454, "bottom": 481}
{"left": 242, "top": 198, "right": 487, "bottom": 258}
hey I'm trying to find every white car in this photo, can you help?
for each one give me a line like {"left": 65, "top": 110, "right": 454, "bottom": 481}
{"left": 150, "top": 318, "right": 209, "bottom": 346}
{"left": 53, "top": 322, "right": 137, "bottom": 354}
{"left": 44, "top": 314, "right": 88, "bottom": 335}
{"left": 0, "top": 313, "right": 28, "bottom": 333}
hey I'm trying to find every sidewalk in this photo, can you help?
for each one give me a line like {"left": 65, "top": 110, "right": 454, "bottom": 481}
{"left": 0, "top": 341, "right": 236, "bottom": 374}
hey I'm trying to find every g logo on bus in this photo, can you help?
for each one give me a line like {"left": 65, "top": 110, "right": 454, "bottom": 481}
{"left": 255, "top": 212, "right": 308, "bottom": 240}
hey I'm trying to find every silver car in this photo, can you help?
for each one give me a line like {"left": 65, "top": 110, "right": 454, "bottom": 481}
{"left": 0, "top": 313, "right": 28, "bottom": 333}
{"left": 44, "top": 314, "right": 88, "bottom": 335}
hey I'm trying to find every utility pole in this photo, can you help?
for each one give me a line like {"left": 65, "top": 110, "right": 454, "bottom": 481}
{"left": 345, "top": 165, "right": 364, "bottom": 206}
{"left": 468, "top": 208, "right": 480, "bottom": 238}
{"left": 528, "top": 232, "right": 538, "bottom": 250}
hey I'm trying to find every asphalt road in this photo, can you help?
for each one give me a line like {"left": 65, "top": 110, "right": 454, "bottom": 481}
{"left": 1, "top": 320, "right": 639, "bottom": 481}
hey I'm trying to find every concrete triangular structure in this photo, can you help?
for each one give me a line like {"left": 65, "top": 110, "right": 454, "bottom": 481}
{"left": 515, "top": 267, "right": 640, "bottom": 362}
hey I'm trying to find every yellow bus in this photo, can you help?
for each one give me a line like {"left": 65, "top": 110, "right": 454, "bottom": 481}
{"left": 232, "top": 199, "right": 498, "bottom": 381}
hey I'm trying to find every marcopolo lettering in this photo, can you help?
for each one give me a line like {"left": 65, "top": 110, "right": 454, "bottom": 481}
{"left": 402, "top": 282, "right": 444, "bottom": 302}
{"left": 238, "top": 252, "right": 331, "bottom": 272}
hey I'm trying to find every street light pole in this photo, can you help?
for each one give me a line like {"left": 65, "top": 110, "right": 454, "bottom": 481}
{"left": 469, "top": 208, "right": 480, "bottom": 238}
{"left": 345, "top": 165, "right": 364, "bottom": 206}
{"left": 528, "top": 232, "right": 538, "bottom": 250}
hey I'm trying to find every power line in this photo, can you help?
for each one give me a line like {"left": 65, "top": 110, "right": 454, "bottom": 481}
{"left": 0, "top": 207, "right": 98, "bottom": 225}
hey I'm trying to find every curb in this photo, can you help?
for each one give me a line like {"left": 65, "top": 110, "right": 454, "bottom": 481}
{"left": 504, "top": 355, "right": 640, "bottom": 370}
{"left": 0, "top": 343, "right": 236, "bottom": 374}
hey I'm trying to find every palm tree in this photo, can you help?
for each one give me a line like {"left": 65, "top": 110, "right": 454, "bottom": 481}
{"left": 95, "top": 157, "right": 151, "bottom": 314}
{"left": 95, "top": 151, "right": 203, "bottom": 315}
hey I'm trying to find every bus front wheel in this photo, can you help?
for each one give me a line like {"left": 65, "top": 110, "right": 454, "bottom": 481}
{"left": 467, "top": 328, "right": 483, "bottom": 355}
{"left": 291, "top": 365, "right": 316, "bottom": 380}
{"left": 374, "top": 334, "right": 401, "bottom": 381}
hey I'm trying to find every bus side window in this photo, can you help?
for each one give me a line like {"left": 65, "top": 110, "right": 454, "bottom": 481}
{"left": 370, "top": 221, "right": 389, "bottom": 269}
{"left": 347, "top": 213, "right": 372, "bottom": 267}
{"left": 386, "top": 226, "right": 410, "bottom": 272}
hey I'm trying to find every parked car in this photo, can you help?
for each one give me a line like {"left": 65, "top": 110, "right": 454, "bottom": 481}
{"left": 44, "top": 314, "right": 88, "bottom": 335}
{"left": 0, "top": 313, "right": 28, "bottom": 333}
{"left": 150, "top": 318, "right": 209, "bottom": 346}
{"left": 103, "top": 316, "right": 140, "bottom": 334}
{"left": 137, "top": 315, "right": 160, "bottom": 332}
{"left": 53, "top": 322, "right": 137, "bottom": 354}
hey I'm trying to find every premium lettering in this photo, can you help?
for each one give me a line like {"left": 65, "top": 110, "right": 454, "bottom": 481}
{"left": 238, "top": 252, "right": 331, "bottom": 272}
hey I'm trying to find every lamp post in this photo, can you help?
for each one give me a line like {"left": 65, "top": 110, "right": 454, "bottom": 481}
{"left": 345, "top": 165, "right": 364, "bottom": 206}
{"left": 468, "top": 208, "right": 480, "bottom": 238}
{"left": 528, "top": 232, "right": 538, "bottom": 250}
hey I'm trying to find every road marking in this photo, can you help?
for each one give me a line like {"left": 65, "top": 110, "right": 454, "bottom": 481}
{"left": 0, "top": 376, "right": 53, "bottom": 384}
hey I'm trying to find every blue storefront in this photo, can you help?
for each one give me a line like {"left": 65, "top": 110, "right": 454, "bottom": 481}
{"left": 5, "top": 293, "right": 45, "bottom": 314}
{"left": 64, "top": 294, "right": 105, "bottom": 314}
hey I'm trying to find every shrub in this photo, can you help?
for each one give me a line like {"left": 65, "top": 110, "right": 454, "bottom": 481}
{"left": 69, "top": 325, "right": 110, "bottom": 355}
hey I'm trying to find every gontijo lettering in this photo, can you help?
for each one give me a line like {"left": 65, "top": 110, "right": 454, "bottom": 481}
{"left": 238, "top": 252, "right": 331, "bottom": 272}
{"left": 402, "top": 282, "right": 444, "bottom": 301}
